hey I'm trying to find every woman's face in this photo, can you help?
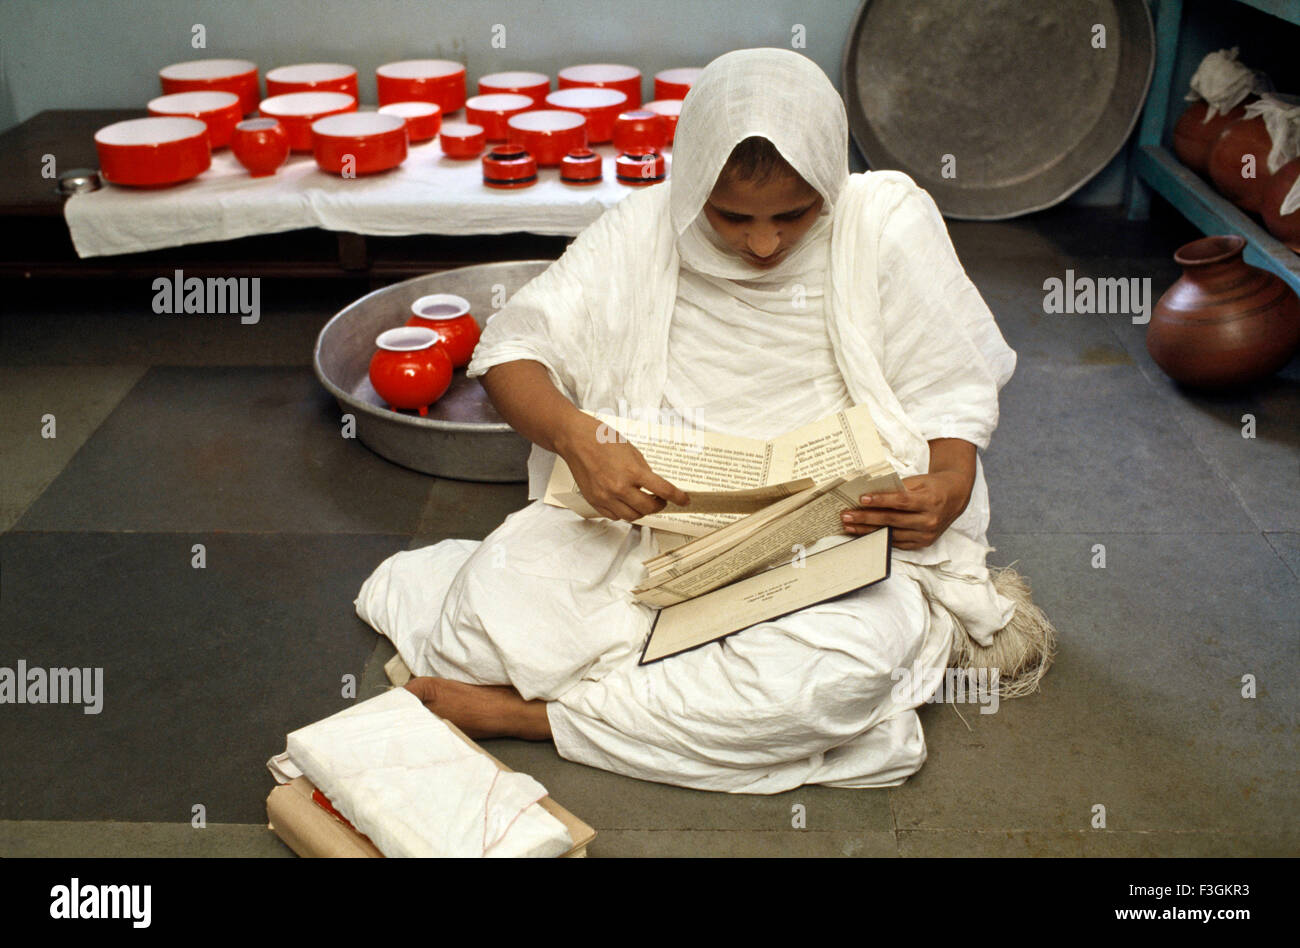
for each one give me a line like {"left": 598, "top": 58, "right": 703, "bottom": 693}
{"left": 702, "top": 170, "right": 824, "bottom": 269}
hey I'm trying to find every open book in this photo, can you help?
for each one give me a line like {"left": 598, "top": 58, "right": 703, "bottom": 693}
{"left": 543, "top": 404, "right": 905, "bottom": 662}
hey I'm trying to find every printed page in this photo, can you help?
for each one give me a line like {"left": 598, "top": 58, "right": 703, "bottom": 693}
{"left": 772, "top": 403, "right": 889, "bottom": 482}
{"left": 640, "top": 529, "right": 890, "bottom": 664}
{"left": 635, "top": 472, "right": 891, "bottom": 606}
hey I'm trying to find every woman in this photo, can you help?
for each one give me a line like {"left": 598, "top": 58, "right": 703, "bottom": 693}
{"left": 366, "top": 48, "right": 1051, "bottom": 793}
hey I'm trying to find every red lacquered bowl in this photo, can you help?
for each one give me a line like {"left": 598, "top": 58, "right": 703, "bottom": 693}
{"left": 616, "top": 151, "right": 666, "bottom": 186}
{"left": 369, "top": 327, "right": 453, "bottom": 416}
{"left": 478, "top": 71, "right": 550, "bottom": 109}
{"left": 378, "top": 101, "right": 442, "bottom": 142}
{"left": 653, "top": 68, "right": 701, "bottom": 102}
{"left": 481, "top": 145, "right": 538, "bottom": 190}
{"left": 147, "top": 91, "right": 242, "bottom": 149}
{"left": 612, "top": 109, "right": 666, "bottom": 155}
{"left": 560, "top": 148, "right": 603, "bottom": 185}
{"left": 266, "top": 63, "right": 358, "bottom": 99}
{"left": 230, "top": 118, "right": 290, "bottom": 176}
{"left": 465, "top": 93, "right": 534, "bottom": 141}
{"left": 644, "top": 99, "right": 682, "bottom": 145}
{"left": 558, "top": 63, "right": 642, "bottom": 109}
{"left": 312, "top": 112, "right": 408, "bottom": 176}
{"left": 259, "top": 92, "right": 356, "bottom": 151}
{"left": 95, "top": 116, "right": 211, "bottom": 187}
{"left": 545, "top": 87, "right": 626, "bottom": 144}
{"left": 406, "top": 294, "right": 481, "bottom": 366}
{"left": 506, "top": 110, "right": 586, "bottom": 167}
{"left": 439, "top": 122, "right": 486, "bottom": 159}
{"left": 376, "top": 60, "right": 466, "bottom": 111}
{"left": 159, "top": 58, "right": 259, "bottom": 115}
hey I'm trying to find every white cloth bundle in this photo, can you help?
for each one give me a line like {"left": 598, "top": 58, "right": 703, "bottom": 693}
{"left": 276, "top": 688, "right": 572, "bottom": 858}
{"left": 467, "top": 48, "right": 1018, "bottom": 645}
{"left": 1243, "top": 93, "right": 1300, "bottom": 176}
{"left": 1184, "top": 47, "right": 1270, "bottom": 119}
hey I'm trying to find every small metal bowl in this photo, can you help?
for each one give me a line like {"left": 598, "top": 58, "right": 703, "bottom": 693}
{"left": 57, "top": 168, "right": 102, "bottom": 195}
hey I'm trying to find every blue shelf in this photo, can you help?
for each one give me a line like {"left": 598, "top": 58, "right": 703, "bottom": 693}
{"left": 1134, "top": 145, "right": 1300, "bottom": 293}
{"left": 1127, "top": 0, "right": 1300, "bottom": 294}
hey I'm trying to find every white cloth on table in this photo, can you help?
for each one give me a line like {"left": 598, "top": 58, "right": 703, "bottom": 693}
{"left": 278, "top": 687, "right": 572, "bottom": 857}
{"left": 63, "top": 139, "right": 663, "bottom": 258}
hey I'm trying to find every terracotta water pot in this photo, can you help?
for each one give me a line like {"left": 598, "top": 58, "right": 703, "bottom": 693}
{"left": 1261, "top": 157, "right": 1300, "bottom": 252}
{"left": 1172, "top": 100, "right": 1249, "bottom": 175}
{"left": 1147, "top": 234, "right": 1300, "bottom": 388}
{"left": 1208, "top": 115, "right": 1274, "bottom": 212}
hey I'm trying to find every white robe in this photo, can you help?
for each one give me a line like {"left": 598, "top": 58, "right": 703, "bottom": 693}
{"left": 356, "top": 169, "right": 1016, "bottom": 792}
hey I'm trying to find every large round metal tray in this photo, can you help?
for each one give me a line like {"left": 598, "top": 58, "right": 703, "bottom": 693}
{"left": 842, "top": 0, "right": 1154, "bottom": 220}
{"left": 313, "top": 260, "right": 552, "bottom": 482}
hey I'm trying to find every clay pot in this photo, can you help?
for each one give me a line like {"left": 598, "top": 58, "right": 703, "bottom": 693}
{"left": 1148, "top": 235, "right": 1300, "bottom": 388}
{"left": 1172, "top": 100, "right": 1250, "bottom": 175}
{"left": 1208, "top": 114, "right": 1275, "bottom": 213}
{"left": 1261, "top": 157, "right": 1300, "bottom": 252}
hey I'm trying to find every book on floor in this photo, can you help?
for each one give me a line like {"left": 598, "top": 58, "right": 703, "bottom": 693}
{"left": 542, "top": 403, "right": 903, "bottom": 661}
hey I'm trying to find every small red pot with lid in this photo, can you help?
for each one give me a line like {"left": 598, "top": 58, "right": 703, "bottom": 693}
{"left": 405, "top": 293, "right": 481, "bottom": 367}
{"left": 481, "top": 145, "right": 538, "bottom": 190}
{"left": 560, "top": 148, "right": 603, "bottom": 185}
{"left": 616, "top": 151, "right": 666, "bottom": 186}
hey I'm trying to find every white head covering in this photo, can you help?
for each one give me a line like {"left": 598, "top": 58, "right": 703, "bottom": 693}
{"left": 670, "top": 48, "right": 849, "bottom": 233}
{"left": 669, "top": 49, "right": 848, "bottom": 284}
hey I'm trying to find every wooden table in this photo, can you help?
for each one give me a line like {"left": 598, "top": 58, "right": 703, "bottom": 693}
{"left": 0, "top": 110, "right": 567, "bottom": 282}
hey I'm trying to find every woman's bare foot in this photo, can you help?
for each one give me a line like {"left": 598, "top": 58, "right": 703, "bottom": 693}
{"left": 403, "top": 677, "right": 552, "bottom": 741}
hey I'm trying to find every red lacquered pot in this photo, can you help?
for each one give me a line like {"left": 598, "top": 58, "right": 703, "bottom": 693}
{"left": 1172, "top": 99, "right": 1252, "bottom": 175}
{"left": 148, "top": 91, "right": 242, "bottom": 149}
{"left": 439, "top": 122, "right": 486, "bottom": 159}
{"left": 230, "top": 118, "right": 290, "bottom": 177}
{"left": 1208, "top": 115, "right": 1275, "bottom": 213}
{"left": 478, "top": 70, "right": 550, "bottom": 108}
{"left": 560, "top": 148, "right": 603, "bottom": 185}
{"left": 616, "top": 151, "right": 666, "bottom": 186}
{"left": 1148, "top": 234, "right": 1300, "bottom": 387}
{"left": 612, "top": 110, "right": 666, "bottom": 155}
{"left": 369, "top": 327, "right": 453, "bottom": 416}
{"left": 376, "top": 60, "right": 466, "bottom": 111}
{"left": 545, "top": 87, "right": 626, "bottom": 144}
{"left": 95, "top": 117, "right": 211, "bottom": 187}
{"left": 378, "top": 102, "right": 442, "bottom": 142}
{"left": 653, "top": 67, "right": 701, "bottom": 102}
{"left": 506, "top": 110, "right": 585, "bottom": 166}
{"left": 644, "top": 99, "right": 682, "bottom": 144}
{"left": 159, "top": 58, "right": 260, "bottom": 115}
{"left": 266, "top": 63, "right": 358, "bottom": 99}
{"left": 558, "top": 63, "right": 641, "bottom": 108}
{"left": 259, "top": 92, "right": 356, "bottom": 151}
{"left": 405, "top": 294, "right": 480, "bottom": 367}
{"left": 481, "top": 145, "right": 538, "bottom": 190}
{"left": 1261, "top": 158, "right": 1300, "bottom": 251}
{"left": 312, "top": 112, "right": 408, "bottom": 176}
{"left": 465, "top": 93, "right": 534, "bottom": 141}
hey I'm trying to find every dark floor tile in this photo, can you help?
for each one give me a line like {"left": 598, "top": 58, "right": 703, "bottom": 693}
{"left": 984, "top": 361, "right": 1254, "bottom": 533}
{"left": 0, "top": 531, "right": 400, "bottom": 823}
{"left": 14, "top": 367, "right": 437, "bottom": 533}
{"left": 1265, "top": 532, "right": 1300, "bottom": 580}
{"left": 892, "top": 532, "right": 1300, "bottom": 835}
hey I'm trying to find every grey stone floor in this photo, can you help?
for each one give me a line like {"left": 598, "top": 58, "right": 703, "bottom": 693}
{"left": 2, "top": 200, "right": 1297, "bottom": 857}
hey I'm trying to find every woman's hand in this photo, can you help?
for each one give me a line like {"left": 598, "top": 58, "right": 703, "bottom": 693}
{"left": 556, "top": 413, "right": 689, "bottom": 522}
{"left": 840, "top": 438, "right": 977, "bottom": 551}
